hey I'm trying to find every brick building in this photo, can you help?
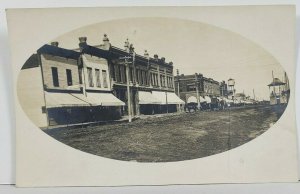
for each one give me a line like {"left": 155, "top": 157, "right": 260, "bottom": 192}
{"left": 174, "top": 73, "right": 224, "bottom": 106}
{"left": 92, "top": 35, "right": 184, "bottom": 116}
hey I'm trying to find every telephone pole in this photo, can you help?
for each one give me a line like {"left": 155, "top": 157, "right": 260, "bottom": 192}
{"left": 195, "top": 73, "right": 201, "bottom": 109}
{"left": 120, "top": 56, "right": 132, "bottom": 122}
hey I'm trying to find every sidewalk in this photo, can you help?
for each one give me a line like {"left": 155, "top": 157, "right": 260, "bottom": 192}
{"left": 42, "top": 111, "right": 186, "bottom": 130}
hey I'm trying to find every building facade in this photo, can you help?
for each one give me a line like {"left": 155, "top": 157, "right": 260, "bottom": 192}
{"left": 19, "top": 34, "right": 184, "bottom": 127}
{"left": 93, "top": 35, "right": 184, "bottom": 117}
{"left": 174, "top": 73, "right": 222, "bottom": 106}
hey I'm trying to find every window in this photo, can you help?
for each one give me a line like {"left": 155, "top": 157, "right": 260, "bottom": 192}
{"left": 136, "top": 69, "right": 140, "bottom": 84}
{"left": 155, "top": 74, "right": 158, "bottom": 86}
{"left": 51, "top": 67, "right": 59, "bottom": 87}
{"left": 114, "top": 64, "right": 119, "bottom": 82}
{"left": 78, "top": 69, "right": 83, "bottom": 84}
{"left": 118, "top": 65, "right": 122, "bottom": 82}
{"left": 140, "top": 70, "right": 143, "bottom": 85}
{"left": 111, "top": 64, "right": 115, "bottom": 81}
{"left": 123, "top": 66, "right": 127, "bottom": 83}
{"left": 66, "top": 69, "right": 72, "bottom": 86}
{"left": 150, "top": 73, "right": 154, "bottom": 86}
{"left": 87, "top": 67, "right": 94, "bottom": 87}
{"left": 187, "top": 84, "right": 196, "bottom": 91}
{"left": 162, "top": 75, "right": 166, "bottom": 87}
{"left": 167, "top": 77, "right": 169, "bottom": 87}
{"left": 144, "top": 71, "right": 148, "bottom": 85}
{"left": 102, "top": 70, "right": 108, "bottom": 88}
{"left": 143, "top": 71, "right": 147, "bottom": 85}
{"left": 41, "top": 106, "right": 46, "bottom": 113}
{"left": 95, "top": 69, "right": 101, "bottom": 87}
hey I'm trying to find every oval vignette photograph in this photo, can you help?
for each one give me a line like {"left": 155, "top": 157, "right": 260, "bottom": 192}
{"left": 17, "top": 18, "right": 290, "bottom": 163}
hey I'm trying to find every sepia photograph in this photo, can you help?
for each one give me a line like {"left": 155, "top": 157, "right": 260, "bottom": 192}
{"left": 16, "top": 18, "right": 291, "bottom": 162}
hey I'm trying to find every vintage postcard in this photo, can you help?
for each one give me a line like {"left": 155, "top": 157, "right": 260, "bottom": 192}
{"left": 6, "top": 6, "right": 298, "bottom": 187}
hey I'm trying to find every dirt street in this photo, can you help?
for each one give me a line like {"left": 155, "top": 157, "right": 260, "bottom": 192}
{"left": 45, "top": 105, "right": 285, "bottom": 162}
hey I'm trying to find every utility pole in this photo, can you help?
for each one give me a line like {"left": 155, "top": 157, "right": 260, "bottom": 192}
{"left": 253, "top": 89, "right": 256, "bottom": 101}
{"left": 272, "top": 70, "right": 275, "bottom": 94}
{"left": 195, "top": 73, "right": 201, "bottom": 109}
{"left": 176, "top": 69, "right": 180, "bottom": 96}
{"left": 120, "top": 56, "right": 132, "bottom": 122}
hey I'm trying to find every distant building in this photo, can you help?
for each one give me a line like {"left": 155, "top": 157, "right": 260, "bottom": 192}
{"left": 219, "top": 81, "right": 228, "bottom": 97}
{"left": 268, "top": 74, "right": 289, "bottom": 105}
{"left": 174, "top": 73, "right": 222, "bottom": 105}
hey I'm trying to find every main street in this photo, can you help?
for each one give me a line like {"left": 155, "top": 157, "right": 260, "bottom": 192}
{"left": 45, "top": 105, "right": 285, "bottom": 162}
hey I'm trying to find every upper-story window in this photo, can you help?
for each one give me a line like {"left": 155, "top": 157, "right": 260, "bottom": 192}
{"left": 95, "top": 69, "right": 101, "bottom": 88}
{"left": 144, "top": 71, "right": 149, "bottom": 85}
{"left": 102, "top": 70, "right": 108, "bottom": 88}
{"left": 111, "top": 64, "right": 115, "bottom": 81}
{"left": 78, "top": 69, "right": 83, "bottom": 84}
{"left": 187, "top": 84, "right": 196, "bottom": 91}
{"left": 151, "top": 73, "right": 158, "bottom": 87}
{"left": 129, "top": 67, "right": 133, "bottom": 82}
{"left": 136, "top": 69, "right": 140, "bottom": 84}
{"left": 87, "top": 67, "right": 94, "bottom": 87}
{"left": 51, "top": 67, "right": 59, "bottom": 87}
{"left": 155, "top": 74, "right": 158, "bottom": 86}
{"left": 115, "top": 64, "right": 120, "bottom": 82}
{"left": 66, "top": 69, "right": 72, "bottom": 86}
{"left": 161, "top": 75, "right": 166, "bottom": 87}
{"left": 166, "top": 76, "right": 168, "bottom": 87}
{"left": 123, "top": 66, "right": 127, "bottom": 83}
{"left": 140, "top": 70, "right": 144, "bottom": 85}
{"left": 167, "top": 76, "right": 173, "bottom": 88}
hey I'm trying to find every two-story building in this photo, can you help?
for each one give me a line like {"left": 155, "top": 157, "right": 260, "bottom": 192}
{"left": 92, "top": 35, "right": 184, "bottom": 116}
{"left": 18, "top": 42, "right": 93, "bottom": 127}
{"left": 19, "top": 34, "right": 184, "bottom": 127}
{"left": 174, "top": 73, "right": 222, "bottom": 106}
{"left": 76, "top": 37, "right": 125, "bottom": 121}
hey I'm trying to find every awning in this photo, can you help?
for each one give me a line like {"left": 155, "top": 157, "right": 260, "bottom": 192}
{"left": 225, "top": 98, "right": 233, "bottom": 103}
{"left": 152, "top": 91, "right": 167, "bottom": 104}
{"left": 89, "top": 92, "right": 125, "bottom": 106}
{"left": 45, "top": 91, "right": 90, "bottom": 108}
{"left": 204, "top": 96, "right": 212, "bottom": 103}
{"left": 233, "top": 99, "right": 241, "bottom": 104}
{"left": 138, "top": 91, "right": 161, "bottom": 104}
{"left": 152, "top": 91, "right": 184, "bottom": 105}
{"left": 199, "top": 96, "right": 206, "bottom": 103}
{"left": 187, "top": 96, "right": 197, "bottom": 103}
{"left": 166, "top": 92, "right": 185, "bottom": 104}
{"left": 73, "top": 92, "right": 125, "bottom": 106}
{"left": 72, "top": 93, "right": 100, "bottom": 106}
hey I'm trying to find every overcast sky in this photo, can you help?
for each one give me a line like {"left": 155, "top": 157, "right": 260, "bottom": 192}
{"left": 53, "top": 18, "right": 286, "bottom": 100}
